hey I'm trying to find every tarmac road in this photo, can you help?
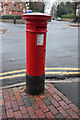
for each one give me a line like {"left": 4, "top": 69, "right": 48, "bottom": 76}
{"left": 0, "top": 21, "right": 78, "bottom": 72}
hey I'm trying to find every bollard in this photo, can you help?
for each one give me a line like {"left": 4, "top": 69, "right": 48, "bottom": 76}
{"left": 22, "top": 13, "right": 51, "bottom": 95}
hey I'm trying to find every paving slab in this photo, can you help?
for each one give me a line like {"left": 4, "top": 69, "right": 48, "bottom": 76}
{"left": 0, "top": 83, "right": 80, "bottom": 119}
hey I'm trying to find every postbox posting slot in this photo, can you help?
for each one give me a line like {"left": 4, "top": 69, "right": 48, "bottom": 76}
{"left": 36, "top": 26, "right": 45, "bottom": 28}
{"left": 36, "top": 26, "right": 46, "bottom": 32}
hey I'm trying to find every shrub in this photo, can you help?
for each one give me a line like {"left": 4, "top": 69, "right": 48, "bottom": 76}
{"left": 0, "top": 15, "right": 22, "bottom": 19}
{"left": 61, "top": 14, "right": 74, "bottom": 19}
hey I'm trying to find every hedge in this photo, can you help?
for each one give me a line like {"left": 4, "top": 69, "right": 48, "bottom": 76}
{"left": 0, "top": 15, "right": 22, "bottom": 19}
{"left": 61, "top": 14, "right": 74, "bottom": 19}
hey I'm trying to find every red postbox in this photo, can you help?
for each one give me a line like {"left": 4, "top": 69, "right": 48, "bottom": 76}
{"left": 22, "top": 13, "right": 51, "bottom": 95}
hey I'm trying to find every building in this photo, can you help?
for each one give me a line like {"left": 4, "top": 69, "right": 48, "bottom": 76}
{"left": 0, "top": 1, "right": 26, "bottom": 16}
{"left": 8, "top": 5, "right": 23, "bottom": 15}
{"left": 0, "top": 2, "right": 3, "bottom": 16}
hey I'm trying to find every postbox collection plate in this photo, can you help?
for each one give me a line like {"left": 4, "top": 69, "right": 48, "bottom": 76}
{"left": 37, "top": 34, "right": 44, "bottom": 45}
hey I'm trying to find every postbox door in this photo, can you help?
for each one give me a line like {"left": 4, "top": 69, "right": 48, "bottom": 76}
{"left": 26, "top": 32, "right": 46, "bottom": 76}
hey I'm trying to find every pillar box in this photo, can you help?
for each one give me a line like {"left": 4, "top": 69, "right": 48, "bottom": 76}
{"left": 22, "top": 13, "right": 51, "bottom": 95}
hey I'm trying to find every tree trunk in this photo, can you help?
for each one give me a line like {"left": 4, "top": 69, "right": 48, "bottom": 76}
{"left": 74, "top": 2, "right": 78, "bottom": 22}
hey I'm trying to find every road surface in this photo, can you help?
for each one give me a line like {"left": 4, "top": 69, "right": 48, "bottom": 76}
{"left": 0, "top": 21, "right": 78, "bottom": 72}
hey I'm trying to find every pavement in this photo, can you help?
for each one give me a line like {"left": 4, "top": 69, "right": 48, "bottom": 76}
{"left": 69, "top": 23, "right": 80, "bottom": 27}
{"left": 0, "top": 82, "right": 80, "bottom": 119}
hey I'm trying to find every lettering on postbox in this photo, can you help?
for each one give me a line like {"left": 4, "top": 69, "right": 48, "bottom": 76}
{"left": 37, "top": 34, "right": 44, "bottom": 45}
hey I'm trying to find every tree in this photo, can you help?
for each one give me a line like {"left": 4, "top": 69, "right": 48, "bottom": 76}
{"left": 71, "top": 0, "right": 80, "bottom": 22}
{"left": 37, "top": 0, "right": 47, "bottom": 13}
{"left": 25, "top": 1, "right": 47, "bottom": 13}
{"left": 57, "top": 2, "right": 67, "bottom": 17}
{"left": 73, "top": 2, "right": 79, "bottom": 22}
{"left": 66, "top": 2, "right": 74, "bottom": 14}
{"left": 53, "top": 1, "right": 75, "bottom": 18}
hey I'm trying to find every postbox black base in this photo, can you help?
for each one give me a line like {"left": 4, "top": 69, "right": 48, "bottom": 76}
{"left": 26, "top": 74, "right": 45, "bottom": 95}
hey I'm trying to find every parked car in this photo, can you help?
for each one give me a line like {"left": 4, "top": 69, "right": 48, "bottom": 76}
{"left": 56, "top": 17, "right": 61, "bottom": 21}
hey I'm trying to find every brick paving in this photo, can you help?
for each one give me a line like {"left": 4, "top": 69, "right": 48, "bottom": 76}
{"left": 0, "top": 83, "right": 80, "bottom": 119}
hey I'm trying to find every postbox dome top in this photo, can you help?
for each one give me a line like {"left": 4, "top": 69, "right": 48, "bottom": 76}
{"left": 22, "top": 13, "right": 51, "bottom": 21}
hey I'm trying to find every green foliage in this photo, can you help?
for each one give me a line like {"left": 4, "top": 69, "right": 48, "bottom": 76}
{"left": 66, "top": 2, "right": 74, "bottom": 14}
{"left": 61, "top": 14, "right": 74, "bottom": 19}
{"left": 32, "top": 10, "right": 38, "bottom": 12}
{"left": 29, "top": 2, "right": 45, "bottom": 13}
{"left": 57, "top": 2, "right": 67, "bottom": 17}
{"left": 0, "top": 15, "right": 22, "bottom": 19}
{"left": 56, "top": 2, "right": 74, "bottom": 17}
